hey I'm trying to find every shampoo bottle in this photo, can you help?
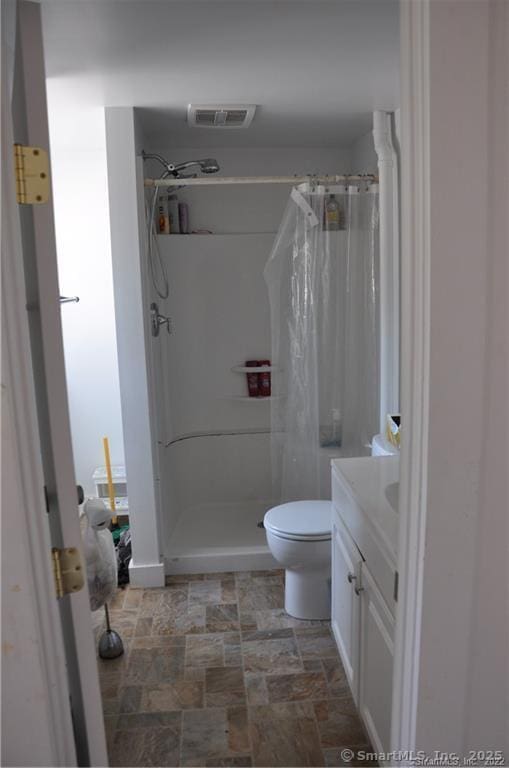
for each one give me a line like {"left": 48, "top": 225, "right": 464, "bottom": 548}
{"left": 324, "top": 195, "right": 340, "bottom": 231}
{"left": 157, "top": 194, "right": 170, "bottom": 234}
{"left": 168, "top": 195, "right": 180, "bottom": 234}
{"left": 178, "top": 202, "right": 190, "bottom": 234}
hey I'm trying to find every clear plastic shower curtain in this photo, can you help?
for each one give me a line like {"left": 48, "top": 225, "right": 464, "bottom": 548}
{"left": 264, "top": 183, "right": 379, "bottom": 502}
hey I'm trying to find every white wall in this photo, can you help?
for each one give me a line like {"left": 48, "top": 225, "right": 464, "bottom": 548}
{"left": 105, "top": 106, "right": 164, "bottom": 587}
{"left": 47, "top": 95, "right": 124, "bottom": 496}
{"left": 350, "top": 130, "right": 378, "bottom": 174}
{"left": 405, "top": 0, "right": 509, "bottom": 756}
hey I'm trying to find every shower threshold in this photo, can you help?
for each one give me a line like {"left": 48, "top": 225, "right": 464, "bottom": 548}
{"left": 165, "top": 500, "right": 277, "bottom": 575}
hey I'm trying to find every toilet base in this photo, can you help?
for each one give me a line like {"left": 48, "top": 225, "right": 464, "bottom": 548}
{"left": 284, "top": 567, "right": 331, "bottom": 620}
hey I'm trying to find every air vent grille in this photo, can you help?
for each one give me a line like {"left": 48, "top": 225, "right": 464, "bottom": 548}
{"left": 188, "top": 104, "right": 256, "bottom": 129}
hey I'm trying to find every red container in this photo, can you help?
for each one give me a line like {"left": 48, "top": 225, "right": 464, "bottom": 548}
{"left": 258, "top": 360, "right": 271, "bottom": 397}
{"left": 245, "top": 360, "right": 259, "bottom": 397}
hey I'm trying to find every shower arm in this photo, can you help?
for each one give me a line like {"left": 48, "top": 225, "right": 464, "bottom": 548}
{"left": 141, "top": 151, "right": 220, "bottom": 178}
{"left": 141, "top": 151, "right": 171, "bottom": 172}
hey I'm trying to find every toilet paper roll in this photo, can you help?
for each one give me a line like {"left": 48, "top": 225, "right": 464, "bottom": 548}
{"left": 84, "top": 498, "right": 112, "bottom": 530}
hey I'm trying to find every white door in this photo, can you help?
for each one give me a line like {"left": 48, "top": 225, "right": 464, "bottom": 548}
{"left": 358, "top": 563, "right": 395, "bottom": 756}
{"left": 331, "top": 510, "right": 363, "bottom": 702}
{"left": 4, "top": 2, "right": 107, "bottom": 764}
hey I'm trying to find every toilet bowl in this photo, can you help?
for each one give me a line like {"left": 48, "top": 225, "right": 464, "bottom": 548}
{"left": 264, "top": 500, "right": 332, "bottom": 620}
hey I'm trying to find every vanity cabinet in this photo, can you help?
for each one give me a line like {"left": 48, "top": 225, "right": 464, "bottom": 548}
{"left": 331, "top": 470, "right": 397, "bottom": 758}
{"left": 331, "top": 514, "right": 363, "bottom": 702}
{"left": 358, "top": 560, "right": 395, "bottom": 754}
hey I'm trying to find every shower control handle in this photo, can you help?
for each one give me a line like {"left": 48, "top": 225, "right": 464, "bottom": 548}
{"left": 150, "top": 302, "right": 172, "bottom": 337}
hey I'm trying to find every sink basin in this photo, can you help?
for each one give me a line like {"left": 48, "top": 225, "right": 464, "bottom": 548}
{"left": 385, "top": 482, "right": 399, "bottom": 513}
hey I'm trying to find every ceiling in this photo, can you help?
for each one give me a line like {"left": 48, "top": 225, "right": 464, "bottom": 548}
{"left": 41, "top": 0, "right": 399, "bottom": 149}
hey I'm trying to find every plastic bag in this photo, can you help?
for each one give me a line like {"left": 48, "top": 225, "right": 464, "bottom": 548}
{"left": 81, "top": 499, "right": 117, "bottom": 611}
{"left": 117, "top": 528, "right": 132, "bottom": 586}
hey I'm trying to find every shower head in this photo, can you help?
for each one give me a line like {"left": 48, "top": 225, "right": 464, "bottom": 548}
{"left": 141, "top": 151, "right": 220, "bottom": 178}
{"left": 168, "top": 158, "right": 220, "bottom": 177}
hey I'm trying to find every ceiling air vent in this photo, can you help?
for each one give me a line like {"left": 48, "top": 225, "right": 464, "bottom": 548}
{"left": 187, "top": 104, "right": 256, "bottom": 129}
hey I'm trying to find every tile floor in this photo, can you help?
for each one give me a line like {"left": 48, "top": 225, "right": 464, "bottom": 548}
{"left": 93, "top": 570, "right": 374, "bottom": 767}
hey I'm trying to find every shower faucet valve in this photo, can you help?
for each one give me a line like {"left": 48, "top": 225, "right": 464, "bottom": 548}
{"left": 150, "top": 302, "right": 173, "bottom": 337}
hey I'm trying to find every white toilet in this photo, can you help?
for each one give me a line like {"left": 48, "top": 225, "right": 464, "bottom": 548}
{"left": 264, "top": 500, "right": 332, "bottom": 620}
{"left": 265, "top": 434, "right": 399, "bottom": 620}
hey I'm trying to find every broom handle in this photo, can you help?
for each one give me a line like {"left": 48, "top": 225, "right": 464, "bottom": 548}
{"left": 102, "top": 436, "right": 117, "bottom": 524}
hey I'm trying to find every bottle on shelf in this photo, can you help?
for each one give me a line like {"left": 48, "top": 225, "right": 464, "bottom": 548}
{"left": 178, "top": 202, "right": 190, "bottom": 234}
{"left": 245, "top": 360, "right": 260, "bottom": 397}
{"left": 157, "top": 194, "right": 170, "bottom": 234}
{"left": 168, "top": 195, "right": 180, "bottom": 234}
{"left": 258, "top": 360, "right": 271, "bottom": 397}
{"left": 324, "top": 194, "right": 345, "bottom": 231}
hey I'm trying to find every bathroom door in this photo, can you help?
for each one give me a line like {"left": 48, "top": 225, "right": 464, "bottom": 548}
{"left": 6, "top": 2, "right": 107, "bottom": 763}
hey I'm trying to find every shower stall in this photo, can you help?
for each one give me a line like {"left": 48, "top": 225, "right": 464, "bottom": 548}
{"left": 149, "top": 181, "right": 382, "bottom": 574}
{"left": 105, "top": 108, "right": 399, "bottom": 582}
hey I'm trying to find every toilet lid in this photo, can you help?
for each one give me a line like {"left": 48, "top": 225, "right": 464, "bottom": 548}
{"left": 264, "top": 501, "right": 332, "bottom": 541}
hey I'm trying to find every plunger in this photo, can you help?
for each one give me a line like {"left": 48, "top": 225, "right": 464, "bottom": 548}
{"left": 98, "top": 604, "right": 124, "bottom": 659}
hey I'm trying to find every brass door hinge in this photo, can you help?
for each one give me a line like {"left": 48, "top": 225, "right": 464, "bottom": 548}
{"left": 13, "top": 144, "right": 50, "bottom": 204}
{"left": 52, "top": 547, "right": 84, "bottom": 599}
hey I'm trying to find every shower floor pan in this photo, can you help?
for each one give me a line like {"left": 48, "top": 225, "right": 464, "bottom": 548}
{"left": 165, "top": 500, "right": 277, "bottom": 575}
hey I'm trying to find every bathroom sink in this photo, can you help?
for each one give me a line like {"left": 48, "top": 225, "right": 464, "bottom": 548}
{"left": 385, "top": 482, "right": 399, "bottom": 513}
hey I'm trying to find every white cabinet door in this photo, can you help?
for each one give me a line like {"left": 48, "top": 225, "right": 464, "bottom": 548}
{"left": 358, "top": 563, "right": 395, "bottom": 755}
{"left": 331, "top": 512, "right": 363, "bottom": 702}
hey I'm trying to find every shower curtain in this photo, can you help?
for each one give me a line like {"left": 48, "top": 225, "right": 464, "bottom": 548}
{"left": 264, "top": 183, "right": 379, "bottom": 502}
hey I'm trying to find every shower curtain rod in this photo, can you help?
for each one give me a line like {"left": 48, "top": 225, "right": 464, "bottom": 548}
{"left": 144, "top": 174, "right": 378, "bottom": 188}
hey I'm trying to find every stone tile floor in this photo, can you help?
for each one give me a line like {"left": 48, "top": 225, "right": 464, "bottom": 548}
{"left": 93, "top": 570, "right": 374, "bottom": 767}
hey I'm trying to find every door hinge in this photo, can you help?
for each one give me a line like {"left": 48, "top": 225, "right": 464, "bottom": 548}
{"left": 13, "top": 144, "right": 50, "bottom": 204}
{"left": 52, "top": 547, "right": 84, "bottom": 599}
{"left": 394, "top": 570, "right": 399, "bottom": 602}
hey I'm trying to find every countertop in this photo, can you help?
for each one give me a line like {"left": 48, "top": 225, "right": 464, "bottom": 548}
{"left": 331, "top": 455, "right": 399, "bottom": 564}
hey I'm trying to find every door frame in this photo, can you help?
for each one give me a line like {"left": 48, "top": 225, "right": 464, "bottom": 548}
{"left": 392, "top": 0, "right": 508, "bottom": 755}
{"left": 5, "top": 0, "right": 504, "bottom": 761}
{"left": 391, "top": 0, "right": 431, "bottom": 752}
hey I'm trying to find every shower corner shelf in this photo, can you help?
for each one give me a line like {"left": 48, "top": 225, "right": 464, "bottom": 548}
{"left": 231, "top": 365, "right": 280, "bottom": 374}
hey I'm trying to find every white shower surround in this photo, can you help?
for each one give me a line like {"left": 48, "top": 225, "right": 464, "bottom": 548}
{"left": 164, "top": 432, "right": 345, "bottom": 573}
{"left": 106, "top": 109, "right": 398, "bottom": 583}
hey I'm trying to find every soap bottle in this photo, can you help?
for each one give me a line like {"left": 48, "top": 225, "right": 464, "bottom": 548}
{"left": 245, "top": 360, "right": 259, "bottom": 397}
{"left": 157, "top": 194, "right": 170, "bottom": 234}
{"left": 258, "top": 360, "right": 271, "bottom": 397}
{"left": 324, "top": 195, "right": 340, "bottom": 231}
{"left": 168, "top": 195, "right": 180, "bottom": 234}
{"left": 178, "top": 202, "right": 190, "bottom": 234}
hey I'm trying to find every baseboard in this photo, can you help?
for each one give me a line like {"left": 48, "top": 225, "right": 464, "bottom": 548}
{"left": 128, "top": 559, "right": 165, "bottom": 588}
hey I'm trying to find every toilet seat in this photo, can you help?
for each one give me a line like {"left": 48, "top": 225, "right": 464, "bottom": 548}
{"left": 264, "top": 501, "right": 332, "bottom": 542}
